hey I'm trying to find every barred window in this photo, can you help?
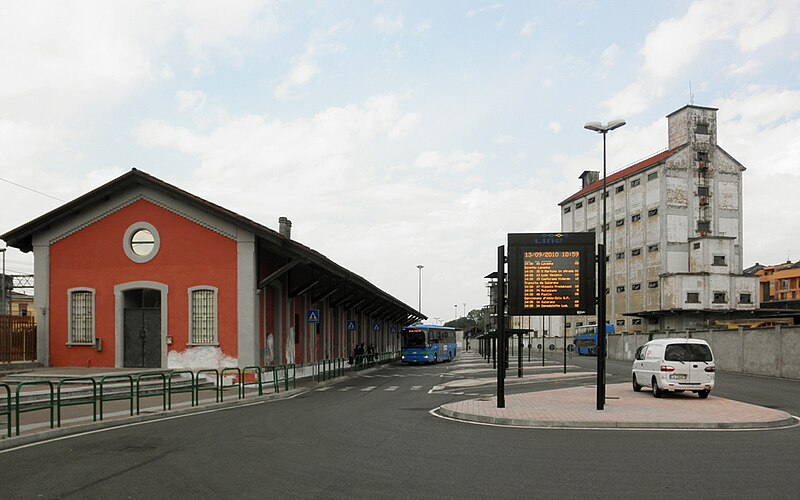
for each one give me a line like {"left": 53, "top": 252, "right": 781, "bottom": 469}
{"left": 190, "top": 288, "right": 217, "bottom": 344}
{"left": 69, "top": 290, "right": 94, "bottom": 344}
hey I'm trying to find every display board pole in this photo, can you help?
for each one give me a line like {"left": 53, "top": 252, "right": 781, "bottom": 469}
{"left": 497, "top": 245, "right": 505, "bottom": 409}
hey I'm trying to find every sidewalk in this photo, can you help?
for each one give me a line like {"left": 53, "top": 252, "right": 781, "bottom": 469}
{"left": 436, "top": 379, "right": 796, "bottom": 430}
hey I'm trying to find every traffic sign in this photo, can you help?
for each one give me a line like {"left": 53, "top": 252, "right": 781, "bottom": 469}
{"left": 389, "top": 326, "right": 398, "bottom": 334}
{"left": 346, "top": 320, "right": 357, "bottom": 331}
{"left": 307, "top": 309, "right": 320, "bottom": 323}
{"left": 373, "top": 323, "right": 382, "bottom": 333}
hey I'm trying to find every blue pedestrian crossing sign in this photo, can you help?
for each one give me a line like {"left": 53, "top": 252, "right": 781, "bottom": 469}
{"left": 390, "top": 326, "right": 398, "bottom": 334}
{"left": 306, "top": 309, "right": 320, "bottom": 323}
{"left": 346, "top": 320, "right": 357, "bottom": 331}
{"left": 373, "top": 323, "right": 382, "bottom": 333}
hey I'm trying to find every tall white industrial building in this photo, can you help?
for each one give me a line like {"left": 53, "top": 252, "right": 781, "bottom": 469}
{"left": 560, "top": 105, "right": 759, "bottom": 334}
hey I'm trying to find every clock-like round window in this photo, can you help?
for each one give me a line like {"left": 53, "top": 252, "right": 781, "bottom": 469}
{"left": 123, "top": 222, "right": 160, "bottom": 263}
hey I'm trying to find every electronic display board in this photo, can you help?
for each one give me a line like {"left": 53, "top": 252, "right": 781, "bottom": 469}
{"left": 507, "top": 233, "right": 596, "bottom": 316}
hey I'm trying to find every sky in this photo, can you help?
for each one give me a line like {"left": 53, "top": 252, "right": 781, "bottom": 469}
{"left": 1, "top": 0, "right": 800, "bottom": 324}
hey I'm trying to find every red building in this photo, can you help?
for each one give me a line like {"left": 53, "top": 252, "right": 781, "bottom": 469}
{"left": 1, "top": 169, "right": 423, "bottom": 370}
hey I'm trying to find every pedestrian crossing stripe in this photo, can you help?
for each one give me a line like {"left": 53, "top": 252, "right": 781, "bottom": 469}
{"left": 361, "top": 386, "right": 376, "bottom": 391}
{"left": 386, "top": 386, "right": 398, "bottom": 391}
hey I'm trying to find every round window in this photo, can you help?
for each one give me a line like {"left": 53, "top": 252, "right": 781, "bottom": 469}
{"left": 123, "top": 222, "right": 160, "bottom": 263}
{"left": 131, "top": 229, "right": 155, "bottom": 256}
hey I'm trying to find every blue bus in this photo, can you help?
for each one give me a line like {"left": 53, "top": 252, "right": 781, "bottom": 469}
{"left": 573, "top": 324, "right": 615, "bottom": 356}
{"left": 400, "top": 325, "right": 457, "bottom": 364}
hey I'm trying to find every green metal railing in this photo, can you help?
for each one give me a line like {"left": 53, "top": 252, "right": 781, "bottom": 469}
{"left": 135, "top": 372, "right": 167, "bottom": 415}
{"left": 99, "top": 374, "right": 134, "bottom": 420}
{"left": 1, "top": 383, "right": 11, "bottom": 438}
{"left": 15, "top": 381, "right": 54, "bottom": 436}
{"left": 168, "top": 370, "right": 196, "bottom": 409}
{"left": 196, "top": 369, "right": 220, "bottom": 403}
{"left": 220, "top": 368, "right": 242, "bottom": 401}
{"left": 241, "top": 366, "right": 262, "bottom": 397}
{"left": 57, "top": 377, "right": 97, "bottom": 427}
{"left": 274, "top": 364, "right": 295, "bottom": 391}
{"left": 261, "top": 366, "right": 279, "bottom": 393}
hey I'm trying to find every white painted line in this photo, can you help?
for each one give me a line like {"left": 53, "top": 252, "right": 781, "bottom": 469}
{"left": 428, "top": 385, "right": 444, "bottom": 394}
{"left": 339, "top": 386, "right": 354, "bottom": 392}
{"left": 385, "top": 386, "right": 398, "bottom": 391}
{"left": 410, "top": 386, "right": 422, "bottom": 391}
{"left": 315, "top": 387, "right": 331, "bottom": 391}
{"left": 361, "top": 386, "right": 376, "bottom": 392}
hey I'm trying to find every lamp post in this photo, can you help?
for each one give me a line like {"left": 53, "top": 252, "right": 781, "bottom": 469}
{"left": 416, "top": 265, "right": 424, "bottom": 314}
{"left": 584, "top": 118, "right": 626, "bottom": 410}
{"left": 453, "top": 304, "right": 458, "bottom": 320}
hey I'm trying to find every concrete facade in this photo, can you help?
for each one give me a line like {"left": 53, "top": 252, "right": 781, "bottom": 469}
{"left": 560, "top": 105, "right": 759, "bottom": 334}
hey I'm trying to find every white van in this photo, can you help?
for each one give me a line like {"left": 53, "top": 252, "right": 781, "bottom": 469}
{"left": 631, "top": 338, "right": 715, "bottom": 399}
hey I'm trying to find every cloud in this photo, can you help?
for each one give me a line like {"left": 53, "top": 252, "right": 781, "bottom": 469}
{"left": 520, "top": 19, "right": 538, "bottom": 37}
{"left": 0, "top": 0, "right": 279, "bottom": 119}
{"left": 725, "top": 59, "right": 761, "bottom": 75}
{"left": 414, "top": 20, "right": 431, "bottom": 37}
{"left": 176, "top": 90, "right": 207, "bottom": 112}
{"left": 466, "top": 4, "right": 503, "bottom": 18}
{"left": 414, "top": 150, "right": 485, "bottom": 173}
{"left": 548, "top": 122, "right": 562, "bottom": 133}
{"left": 604, "top": 0, "right": 800, "bottom": 117}
{"left": 602, "top": 81, "right": 664, "bottom": 118}
{"left": 373, "top": 14, "right": 404, "bottom": 36}
{"left": 274, "top": 21, "right": 351, "bottom": 98}
{"left": 601, "top": 43, "right": 621, "bottom": 67}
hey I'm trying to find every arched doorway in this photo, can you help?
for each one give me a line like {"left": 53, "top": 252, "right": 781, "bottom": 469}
{"left": 122, "top": 288, "right": 162, "bottom": 368}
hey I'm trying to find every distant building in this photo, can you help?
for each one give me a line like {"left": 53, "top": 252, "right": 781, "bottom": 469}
{"left": 745, "top": 260, "right": 800, "bottom": 310}
{"left": 560, "top": 105, "right": 759, "bottom": 333}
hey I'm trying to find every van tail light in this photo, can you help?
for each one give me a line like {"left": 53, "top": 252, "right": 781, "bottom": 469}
{"left": 660, "top": 365, "right": 675, "bottom": 372}
{"left": 704, "top": 366, "right": 715, "bottom": 373}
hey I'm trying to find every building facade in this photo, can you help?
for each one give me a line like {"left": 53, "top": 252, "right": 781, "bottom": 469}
{"left": 560, "top": 105, "right": 759, "bottom": 333}
{"left": 746, "top": 260, "right": 800, "bottom": 310}
{"left": 1, "top": 169, "right": 423, "bottom": 369}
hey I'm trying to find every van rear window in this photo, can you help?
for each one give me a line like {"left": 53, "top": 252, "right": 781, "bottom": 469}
{"left": 665, "top": 344, "right": 712, "bottom": 362}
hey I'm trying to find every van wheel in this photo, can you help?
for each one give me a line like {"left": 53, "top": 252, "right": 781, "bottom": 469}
{"left": 652, "top": 377, "right": 663, "bottom": 398}
{"left": 698, "top": 390, "right": 710, "bottom": 399}
{"left": 632, "top": 374, "right": 642, "bottom": 392}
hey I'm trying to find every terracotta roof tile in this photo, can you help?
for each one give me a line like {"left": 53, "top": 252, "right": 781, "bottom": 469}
{"left": 560, "top": 147, "right": 684, "bottom": 205}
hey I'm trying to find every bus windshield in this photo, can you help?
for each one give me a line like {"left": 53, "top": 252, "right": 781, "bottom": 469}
{"left": 402, "top": 331, "right": 426, "bottom": 348}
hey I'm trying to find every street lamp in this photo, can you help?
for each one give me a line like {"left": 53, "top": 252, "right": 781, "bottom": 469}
{"left": 584, "top": 118, "right": 626, "bottom": 410}
{"left": 453, "top": 304, "right": 458, "bottom": 320}
{"left": 416, "top": 265, "right": 424, "bottom": 313}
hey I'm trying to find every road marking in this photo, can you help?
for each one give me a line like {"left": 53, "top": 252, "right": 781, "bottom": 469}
{"left": 428, "top": 385, "right": 444, "bottom": 394}
{"left": 385, "top": 386, "right": 398, "bottom": 391}
{"left": 315, "top": 387, "right": 331, "bottom": 392}
{"left": 410, "top": 386, "right": 422, "bottom": 391}
{"left": 361, "top": 386, "right": 376, "bottom": 392}
{"left": 339, "top": 386, "right": 354, "bottom": 392}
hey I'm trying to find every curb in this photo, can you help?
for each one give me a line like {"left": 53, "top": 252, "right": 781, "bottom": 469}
{"left": 434, "top": 406, "right": 799, "bottom": 430}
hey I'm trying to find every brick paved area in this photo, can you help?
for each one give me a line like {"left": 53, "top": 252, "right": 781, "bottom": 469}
{"left": 437, "top": 382, "right": 796, "bottom": 429}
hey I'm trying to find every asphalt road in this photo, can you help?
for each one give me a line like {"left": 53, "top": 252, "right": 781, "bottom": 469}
{"left": 1, "top": 354, "right": 799, "bottom": 499}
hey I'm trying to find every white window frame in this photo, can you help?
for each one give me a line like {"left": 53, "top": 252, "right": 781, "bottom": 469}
{"left": 67, "top": 288, "right": 96, "bottom": 345}
{"left": 188, "top": 286, "right": 219, "bottom": 346}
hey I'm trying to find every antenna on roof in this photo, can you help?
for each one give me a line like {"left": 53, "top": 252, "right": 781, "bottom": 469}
{"left": 689, "top": 82, "right": 695, "bottom": 105}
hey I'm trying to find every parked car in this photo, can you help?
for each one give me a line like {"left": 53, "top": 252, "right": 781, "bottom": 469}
{"left": 631, "top": 338, "right": 715, "bottom": 398}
